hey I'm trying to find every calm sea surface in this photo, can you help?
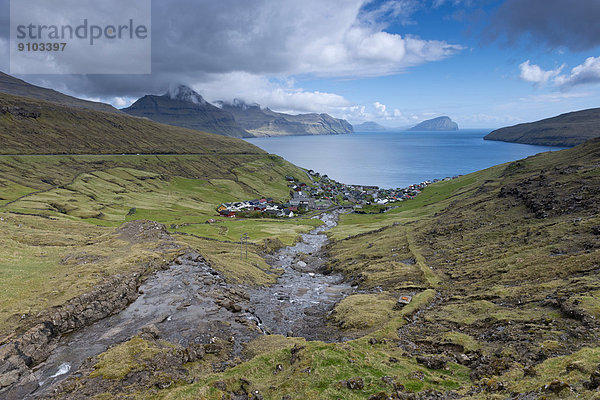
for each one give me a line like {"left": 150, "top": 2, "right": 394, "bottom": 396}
{"left": 245, "top": 130, "right": 566, "bottom": 189}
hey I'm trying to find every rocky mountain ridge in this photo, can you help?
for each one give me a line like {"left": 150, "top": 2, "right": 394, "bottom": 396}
{"left": 122, "top": 86, "right": 252, "bottom": 138}
{"left": 218, "top": 98, "right": 353, "bottom": 137}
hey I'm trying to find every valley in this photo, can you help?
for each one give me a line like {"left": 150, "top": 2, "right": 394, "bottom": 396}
{"left": 0, "top": 81, "right": 599, "bottom": 400}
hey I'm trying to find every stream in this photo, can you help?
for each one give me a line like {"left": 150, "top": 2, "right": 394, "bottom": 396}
{"left": 25, "top": 211, "right": 353, "bottom": 398}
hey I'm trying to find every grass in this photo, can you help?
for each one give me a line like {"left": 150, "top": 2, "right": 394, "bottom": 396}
{"left": 90, "top": 337, "right": 165, "bottom": 380}
{"left": 0, "top": 91, "right": 262, "bottom": 155}
{"left": 0, "top": 211, "right": 181, "bottom": 339}
{"left": 173, "top": 235, "right": 280, "bottom": 286}
{"left": 331, "top": 293, "right": 398, "bottom": 331}
{"left": 328, "top": 171, "right": 488, "bottom": 240}
{"left": 498, "top": 346, "right": 600, "bottom": 394}
{"left": 0, "top": 152, "right": 314, "bottom": 337}
{"left": 172, "top": 217, "right": 322, "bottom": 245}
{"left": 153, "top": 336, "right": 472, "bottom": 400}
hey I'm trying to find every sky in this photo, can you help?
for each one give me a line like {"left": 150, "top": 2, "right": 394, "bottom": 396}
{"left": 1, "top": 0, "right": 600, "bottom": 128}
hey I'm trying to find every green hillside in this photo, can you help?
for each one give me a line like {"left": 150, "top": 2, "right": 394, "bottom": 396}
{"left": 0, "top": 94, "right": 313, "bottom": 341}
{"left": 0, "top": 92, "right": 259, "bottom": 155}
{"left": 0, "top": 71, "right": 121, "bottom": 114}
{"left": 141, "top": 139, "right": 600, "bottom": 399}
{"left": 485, "top": 107, "right": 600, "bottom": 147}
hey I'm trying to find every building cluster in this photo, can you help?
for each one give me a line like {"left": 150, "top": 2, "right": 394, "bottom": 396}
{"left": 216, "top": 170, "right": 460, "bottom": 218}
{"left": 217, "top": 198, "right": 298, "bottom": 218}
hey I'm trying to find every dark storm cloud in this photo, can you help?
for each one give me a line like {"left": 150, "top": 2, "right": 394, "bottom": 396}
{"left": 0, "top": 0, "right": 461, "bottom": 104}
{"left": 488, "top": 0, "right": 600, "bottom": 51}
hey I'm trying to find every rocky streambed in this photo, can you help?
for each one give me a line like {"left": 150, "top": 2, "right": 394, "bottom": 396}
{"left": 10, "top": 211, "right": 352, "bottom": 399}
{"left": 250, "top": 210, "right": 354, "bottom": 340}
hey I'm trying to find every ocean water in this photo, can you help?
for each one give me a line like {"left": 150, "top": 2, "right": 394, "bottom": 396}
{"left": 246, "top": 130, "right": 566, "bottom": 189}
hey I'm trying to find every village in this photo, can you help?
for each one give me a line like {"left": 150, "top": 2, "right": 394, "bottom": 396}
{"left": 217, "top": 170, "right": 461, "bottom": 218}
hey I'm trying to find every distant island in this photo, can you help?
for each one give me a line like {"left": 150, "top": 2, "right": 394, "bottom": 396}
{"left": 354, "top": 117, "right": 459, "bottom": 132}
{"left": 353, "top": 121, "right": 388, "bottom": 132}
{"left": 408, "top": 116, "right": 458, "bottom": 131}
{"left": 484, "top": 108, "right": 600, "bottom": 147}
{"left": 123, "top": 85, "right": 353, "bottom": 138}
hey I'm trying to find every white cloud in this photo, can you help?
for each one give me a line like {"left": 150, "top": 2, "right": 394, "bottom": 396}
{"left": 554, "top": 56, "right": 600, "bottom": 88}
{"left": 519, "top": 60, "right": 563, "bottom": 86}
{"left": 519, "top": 91, "right": 592, "bottom": 103}
{"left": 193, "top": 72, "right": 352, "bottom": 115}
{"left": 359, "top": 0, "right": 419, "bottom": 27}
{"left": 520, "top": 56, "right": 600, "bottom": 90}
{"left": 373, "top": 101, "right": 387, "bottom": 115}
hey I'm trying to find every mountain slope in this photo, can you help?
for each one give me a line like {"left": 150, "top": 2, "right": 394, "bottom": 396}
{"left": 219, "top": 99, "right": 353, "bottom": 136}
{"left": 0, "top": 92, "right": 262, "bottom": 155}
{"left": 0, "top": 71, "right": 120, "bottom": 114}
{"left": 408, "top": 116, "right": 458, "bottom": 131}
{"left": 485, "top": 107, "right": 600, "bottom": 147}
{"left": 122, "top": 86, "right": 252, "bottom": 138}
{"left": 322, "top": 138, "right": 600, "bottom": 396}
{"left": 353, "top": 121, "right": 388, "bottom": 132}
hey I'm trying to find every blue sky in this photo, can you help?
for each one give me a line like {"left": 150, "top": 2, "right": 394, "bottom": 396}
{"left": 1, "top": 0, "right": 599, "bottom": 129}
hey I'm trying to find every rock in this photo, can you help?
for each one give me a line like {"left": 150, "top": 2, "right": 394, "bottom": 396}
{"left": 185, "top": 343, "right": 205, "bottom": 362}
{"left": 251, "top": 390, "right": 264, "bottom": 400}
{"left": 544, "top": 379, "right": 570, "bottom": 394}
{"left": 281, "top": 395, "right": 292, "bottom": 400}
{"left": 290, "top": 344, "right": 304, "bottom": 365}
{"left": 368, "top": 392, "right": 390, "bottom": 400}
{"left": 297, "top": 261, "right": 307, "bottom": 268}
{"left": 565, "top": 361, "right": 587, "bottom": 374}
{"left": 0, "top": 106, "right": 40, "bottom": 119}
{"left": 214, "top": 380, "right": 227, "bottom": 391}
{"left": 381, "top": 376, "right": 395, "bottom": 386}
{"left": 584, "top": 370, "right": 600, "bottom": 390}
{"left": 274, "top": 364, "right": 283, "bottom": 374}
{"left": 457, "top": 353, "right": 471, "bottom": 365}
{"left": 0, "top": 370, "right": 20, "bottom": 388}
{"left": 347, "top": 376, "right": 364, "bottom": 390}
{"left": 140, "top": 324, "right": 160, "bottom": 339}
{"left": 369, "top": 338, "right": 378, "bottom": 345}
{"left": 408, "top": 371, "right": 425, "bottom": 381}
{"left": 523, "top": 365, "right": 537, "bottom": 377}
{"left": 204, "top": 343, "right": 222, "bottom": 355}
{"left": 416, "top": 356, "right": 447, "bottom": 370}
{"left": 0, "top": 371, "right": 38, "bottom": 400}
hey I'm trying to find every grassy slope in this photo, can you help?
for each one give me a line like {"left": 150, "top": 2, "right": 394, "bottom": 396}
{"left": 0, "top": 152, "right": 317, "bottom": 337}
{"left": 0, "top": 92, "right": 260, "bottom": 155}
{"left": 0, "top": 71, "right": 120, "bottom": 114}
{"left": 0, "top": 92, "right": 320, "bottom": 339}
{"left": 138, "top": 140, "right": 600, "bottom": 399}
{"left": 326, "top": 140, "right": 600, "bottom": 396}
{"left": 484, "top": 107, "right": 600, "bottom": 147}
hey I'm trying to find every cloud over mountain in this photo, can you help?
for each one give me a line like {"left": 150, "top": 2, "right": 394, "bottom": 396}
{"left": 0, "top": 0, "right": 462, "bottom": 111}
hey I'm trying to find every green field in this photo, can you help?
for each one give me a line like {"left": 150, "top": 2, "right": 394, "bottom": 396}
{"left": 0, "top": 152, "right": 319, "bottom": 338}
